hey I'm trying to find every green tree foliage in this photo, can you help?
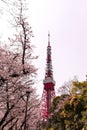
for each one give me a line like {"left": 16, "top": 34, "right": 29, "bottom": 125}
{"left": 50, "top": 79, "right": 87, "bottom": 130}
{"left": 63, "top": 95, "right": 84, "bottom": 130}
{"left": 72, "top": 80, "right": 87, "bottom": 129}
{"left": 50, "top": 95, "right": 69, "bottom": 130}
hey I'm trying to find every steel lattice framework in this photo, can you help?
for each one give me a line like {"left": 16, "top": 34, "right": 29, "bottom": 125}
{"left": 41, "top": 33, "right": 56, "bottom": 121}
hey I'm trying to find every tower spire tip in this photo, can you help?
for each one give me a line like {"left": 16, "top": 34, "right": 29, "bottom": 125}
{"left": 48, "top": 32, "right": 50, "bottom": 46}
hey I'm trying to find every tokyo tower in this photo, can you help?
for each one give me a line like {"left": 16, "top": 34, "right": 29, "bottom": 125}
{"left": 41, "top": 33, "right": 56, "bottom": 121}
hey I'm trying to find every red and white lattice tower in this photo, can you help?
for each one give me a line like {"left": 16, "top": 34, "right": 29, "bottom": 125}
{"left": 41, "top": 33, "right": 56, "bottom": 121}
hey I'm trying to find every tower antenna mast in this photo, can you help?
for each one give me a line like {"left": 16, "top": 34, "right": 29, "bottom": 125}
{"left": 48, "top": 32, "right": 50, "bottom": 46}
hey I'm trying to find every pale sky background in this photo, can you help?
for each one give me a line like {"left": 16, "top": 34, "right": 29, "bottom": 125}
{"left": 0, "top": 0, "right": 87, "bottom": 96}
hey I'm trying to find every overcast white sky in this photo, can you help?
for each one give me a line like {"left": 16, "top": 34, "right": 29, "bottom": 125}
{"left": 29, "top": 0, "right": 87, "bottom": 95}
{"left": 0, "top": 0, "right": 87, "bottom": 96}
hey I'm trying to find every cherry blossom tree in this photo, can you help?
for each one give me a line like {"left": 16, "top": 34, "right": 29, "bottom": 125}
{"left": 0, "top": 0, "right": 40, "bottom": 129}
